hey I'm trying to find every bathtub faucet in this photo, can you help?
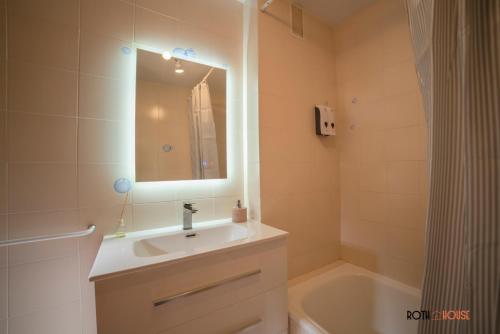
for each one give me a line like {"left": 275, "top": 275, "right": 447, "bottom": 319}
{"left": 183, "top": 202, "right": 198, "bottom": 230}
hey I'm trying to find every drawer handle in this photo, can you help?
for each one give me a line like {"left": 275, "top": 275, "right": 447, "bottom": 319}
{"left": 153, "top": 269, "right": 262, "bottom": 307}
{"left": 230, "top": 318, "right": 262, "bottom": 333}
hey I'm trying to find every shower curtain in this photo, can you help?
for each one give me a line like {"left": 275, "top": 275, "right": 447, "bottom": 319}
{"left": 404, "top": 0, "right": 500, "bottom": 333}
{"left": 189, "top": 81, "right": 220, "bottom": 179}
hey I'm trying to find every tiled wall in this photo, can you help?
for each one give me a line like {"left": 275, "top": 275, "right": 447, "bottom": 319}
{"left": 335, "top": 0, "right": 428, "bottom": 288}
{"left": 258, "top": 0, "right": 341, "bottom": 279}
{"left": 0, "top": 0, "right": 244, "bottom": 333}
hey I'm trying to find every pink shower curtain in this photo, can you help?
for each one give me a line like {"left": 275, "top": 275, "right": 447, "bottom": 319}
{"left": 404, "top": 0, "right": 500, "bottom": 333}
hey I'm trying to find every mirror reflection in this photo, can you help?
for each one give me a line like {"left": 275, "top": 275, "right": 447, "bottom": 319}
{"left": 135, "top": 49, "right": 227, "bottom": 182}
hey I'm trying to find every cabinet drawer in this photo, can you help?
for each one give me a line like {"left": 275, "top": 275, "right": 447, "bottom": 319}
{"left": 96, "top": 238, "right": 287, "bottom": 334}
{"left": 159, "top": 285, "right": 288, "bottom": 334}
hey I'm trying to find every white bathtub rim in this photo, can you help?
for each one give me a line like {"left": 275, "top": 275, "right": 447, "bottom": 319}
{"left": 288, "top": 262, "right": 421, "bottom": 333}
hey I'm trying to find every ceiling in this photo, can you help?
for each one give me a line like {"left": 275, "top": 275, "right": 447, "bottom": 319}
{"left": 295, "top": 0, "right": 376, "bottom": 26}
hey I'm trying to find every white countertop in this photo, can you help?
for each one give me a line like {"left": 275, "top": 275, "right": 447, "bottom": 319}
{"left": 89, "top": 219, "right": 288, "bottom": 282}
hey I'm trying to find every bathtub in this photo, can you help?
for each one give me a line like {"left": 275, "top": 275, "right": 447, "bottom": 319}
{"left": 288, "top": 262, "right": 421, "bottom": 334}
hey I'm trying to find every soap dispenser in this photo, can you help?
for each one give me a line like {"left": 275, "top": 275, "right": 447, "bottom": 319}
{"left": 232, "top": 200, "right": 247, "bottom": 223}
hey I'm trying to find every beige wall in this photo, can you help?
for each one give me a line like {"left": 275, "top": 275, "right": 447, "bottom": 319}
{"left": 0, "top": 0, "right": 244, "bottom": 333}
{"left": 335, "top": 0, "right": 428, "bottom": 288}
{"left": 258, "top": 0, "right": 341, "bottom": 279}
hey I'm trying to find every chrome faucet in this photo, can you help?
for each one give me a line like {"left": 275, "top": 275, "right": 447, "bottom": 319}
{"left": 183, "top": 202, "right": 198, "bottom": 230}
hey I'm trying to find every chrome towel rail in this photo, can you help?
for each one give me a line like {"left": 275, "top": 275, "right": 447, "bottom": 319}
{"left": 153, "top": 269, "right": 262, "bottom": 307}
{"left": 0, "top": 224, "right": 96, "bottom": 247}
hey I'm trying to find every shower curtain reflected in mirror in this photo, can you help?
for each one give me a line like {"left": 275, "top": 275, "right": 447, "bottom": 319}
{"left": 189, "top": 81, "right": 221, "bottom": 179}
{"left": 404, "top": 0, "right": 500, "bottom": 333}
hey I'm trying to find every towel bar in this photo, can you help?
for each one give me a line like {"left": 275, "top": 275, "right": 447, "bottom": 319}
{"left": 0, "top": 224, "right": 96, "bottom": 247}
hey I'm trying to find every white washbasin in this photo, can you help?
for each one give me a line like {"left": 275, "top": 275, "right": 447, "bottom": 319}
{"left": 134, "top": 223, "right": 249, "bottom": 257}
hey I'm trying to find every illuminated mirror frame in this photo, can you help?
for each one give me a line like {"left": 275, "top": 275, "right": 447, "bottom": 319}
{"left": 130, "top": 45, "right": 238, "bottom": 193}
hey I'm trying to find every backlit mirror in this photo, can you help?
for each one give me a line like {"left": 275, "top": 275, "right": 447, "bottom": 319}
{"left": 135, "top": 49, "right": 227, "bottom": 182}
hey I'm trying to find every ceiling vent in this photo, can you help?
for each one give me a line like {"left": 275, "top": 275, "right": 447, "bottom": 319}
{"left": 290, "top": 3, "right": 303, "bottom": 38}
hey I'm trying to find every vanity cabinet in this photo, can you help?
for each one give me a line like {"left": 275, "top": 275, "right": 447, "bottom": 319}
{"left": 94, "top": 236, "right": 288, "bottom": 334}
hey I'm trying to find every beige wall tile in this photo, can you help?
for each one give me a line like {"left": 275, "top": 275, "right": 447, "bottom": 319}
{"left": 78, "top": 163, "right": 129, "bottom": 208}
{"left": 386, "top": 161, "right": 425, "bottom": 194}
{"left": 386, "top": 193, "right": 426, "bottom": 230}
{"left": 3, "top": 1, "right": 246, "bottom": 333}
{"left": 79, "top": 205, "right": 132, "bottom": 236}
{"left": 359, "top": 162, "right": 386, "bottom": 192}
{"left": 78, "top": 74, "right": 131, "bottom": 121}
{"left": 0, "top": 110, "right": 4, "bottom": 161}
{"left": 81, "top": 0, "right": 134, "bottom": 41}
{"left": 384, "top": 126, "right": 426, "bottom": 161}
{"left": 134, "top": 7, "right": 178, "bottom": 52}
{"left": 359, "top": 191, "right": 387, "bottom": 223}
{"left": 136, "top": 0, "right": 243, "bottom": 40}
{"left": 8, "top": 163, "right": 77, "bottom": 212}
{"left": 382, "top": 60, "right": 419, "bottom": 97}
{"left": 7, "top": 0, "right": 79, "bottom": 27}
{"left": 336, "top": 0, "right": 427, "bottom": 288}
{"left": 0, "top": 60, "right": 6, "bottom": 111}
{"left": 8, "top": 112, "right": 76, "bottom": 162}
{"left": 0, "top": 268, "right": 5, "bottom": 321}
{"left": 213, "top": 196, "right": 239, "bottom": 220}
{"left": 78, "top": 119, "right": 129, "bottom": 164}
{"left": 132, "top": 201, "right": 178, "bottom": 230}
{"left": 8, "top": 300, "right": 81, "bottom": 334}
{"left": 8, "top": 15, "right": 78, "bottom": 70}
{"left": 7, "top": 210, "right": 80, "bottom": 238}
{"left": 79, "top": 31, "right": 133, "bottom": 79}
{"left": 383, "top": 91, "right": 424, "bottom": 129}
{"left": 9, "top": 239, "right": 78, "bottom": 267}
{"left": 8, "top": 256, "right": 80, "bottom": 317}
{"left": 387, "top": 225, "right": 425, "bottom": 264}
{"left": 0, "top": 163, "right": 6, "bottom": 214}
{"left": 8, "top": 60, "right": 77, "bottom": 116}
{"left": 259, "top": 0, "right": 340, "bottom": 279}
